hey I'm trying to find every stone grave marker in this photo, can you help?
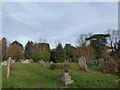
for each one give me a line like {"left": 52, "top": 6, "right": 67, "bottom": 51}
{"left": 7, "top": 57, "right": 11, "bottom": 79}
{"left": 22, "top": 59, "right": 29, "bottom": 64}
{"left": 4, "top": 61, "right": 7, "bottom": 66}
{"left": 39, "top": 60, "right": 45, "bottom": 67}
{"left": 50, "top": 61, "right": 53, "bottom": 64}
{"left": 59, "top": 62, "right": 73, "bottom": 85}
{"left": 59, "top": 72, "right": 73, "bottom": 85}
{"left": 98, "top": 58, "right": 104, "bottom": 67}
{"left": 78, "top": 57, "right": 87, "bottom": 71}
{"left": 63, "top": 64, "right": 69, "bottom": 73}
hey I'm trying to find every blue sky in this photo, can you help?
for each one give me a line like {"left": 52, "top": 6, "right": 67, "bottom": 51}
{"left": 2, "top": 2, "right": 118, "bottom": 49}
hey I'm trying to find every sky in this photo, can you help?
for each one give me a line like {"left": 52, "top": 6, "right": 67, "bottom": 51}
{"left": 2, "top": 2, "right": 118, "bottom": 49}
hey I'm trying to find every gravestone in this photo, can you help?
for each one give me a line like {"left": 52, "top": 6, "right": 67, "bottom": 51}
{"left": 63, "top": 64, "right": 69, "bottom": 73}
{"left": 39, "top": 60, "right": 45, "bottom": 67}
{"left": 4, "top": 61, "right": 7, "bottom": 66}
{"left": 11, "top": 60, "right": 15, "bottom": 64}
{"left": 78, "top": 57, "right": 87, "bottom": 71}
{"left": 50, "top": 61, "right": 53, "bottom": 64}
{"left": 59, "top": 62, "right": 73, "bottom": 85}
{"left": 22, "top": 59, "right": 29, "bottom": 64}
{"left": 38, "top": 61, "right": 41, "bottom": 64}
{"left": 28, "top": 59, "right": 33, "bottom": 63}
{"left": 59, "top": 72, "right": 73, "bottom": 85}
{"left": 92, "top": 60, "right": 97, "bottom": 66}
{"left": 98, "top": 58, "right": 104, "bottom": 67}
{"left": 7, "top": 57, "right": 11, "bottom": 79}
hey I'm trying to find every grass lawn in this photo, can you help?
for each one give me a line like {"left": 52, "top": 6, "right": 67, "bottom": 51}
{"left": 2, "top": 62, "right": 119, "bottom": 88}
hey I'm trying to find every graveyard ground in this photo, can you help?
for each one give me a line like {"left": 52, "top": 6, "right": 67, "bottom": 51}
{"left": 2, "top": 62, "right": 119, "bottom": 88}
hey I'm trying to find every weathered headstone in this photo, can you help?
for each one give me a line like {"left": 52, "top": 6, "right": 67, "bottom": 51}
{"left": 59, "top": 62, "right": 73, "bottom": 85}
{"left": 98, "top": 58, "right": 104, "bottom": 67}
{"left": 63, "top": 64, "right": 69, "bottom": 73}
{"left": 4, "top": 61, "right": 7, "bottom": 66}
{"left": 50, "top": 61, "right": 53, "bottom": 64}
{"left": 78, "top": 57, "right": 87, "bottom": 71}
{"left": 92, "top": 60, "right": 97, "bottom": 66}
{"left": 59, "top": 72, "right": 73, "bottom": 85}
{"left": 22, "top": 59, "right": 29, "bottom": 64}
{"left": 38, "top": 61, "right": 41, "bottom": 64}
{"left": 39, "top": 60, "right": 45, "bottom": 67}
{"left": 11, "top": 60, "right": 15, "bottom": 64}
{"left": 29, "top": 59, "right": 33, "bottom": 63}
{"left": 7, "top": 57, "right": 11, "bottom": 79}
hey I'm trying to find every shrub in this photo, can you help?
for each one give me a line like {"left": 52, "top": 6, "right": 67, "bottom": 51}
{"left": 32, "top": 52, "right": 50, "bottom": 62}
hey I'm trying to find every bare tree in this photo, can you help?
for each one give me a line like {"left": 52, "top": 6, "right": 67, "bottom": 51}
{"left": 38, "top": 37, "right": 47, "bottom": 52}
{"left": 80, "top": 43, "right": 95, "bottom": 66}
{"left": 76, "top": 34, "right": 85, "bottom": 47}
{"left": 106, "top": 29, "right": 120, "bottom": 60}
{"left": 8, "top": 41, "right": 24, "bottom": 62}
{"left": 107, "top": 29, "right": 120, "bottom": 48}
{"left": 76, "top": 33, "right": 93, "bottom": 47}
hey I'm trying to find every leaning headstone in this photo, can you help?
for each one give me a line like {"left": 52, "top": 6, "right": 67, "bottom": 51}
{"left": 78, "top": 57, "right": 87, "bottom": 71}
{"left": 60, "top": 72, "right": 73, "bottom": 85}
{"left": 7, "top": 57, "right": 11, "bottom": 79}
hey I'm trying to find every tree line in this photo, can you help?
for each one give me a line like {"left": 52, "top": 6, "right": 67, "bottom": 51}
{"left": 1, "top": 29, "right": 120, "bottom": 65}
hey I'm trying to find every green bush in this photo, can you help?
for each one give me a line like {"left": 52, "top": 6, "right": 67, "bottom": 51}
{"left": 55, "top": 43, "right": 66, "bottom": 63}
{"left": 32, "top": 52, "right": 50, "bottom": 62}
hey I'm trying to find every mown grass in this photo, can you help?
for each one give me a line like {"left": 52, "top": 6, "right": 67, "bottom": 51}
{"left": 2, "top": 62, "right": 119, "bottom": 88}
{"left": 0, "top": 66, "right": 2, "bottom": 89}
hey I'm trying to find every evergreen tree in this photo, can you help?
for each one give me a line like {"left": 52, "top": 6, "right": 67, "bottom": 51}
{"left": 24, "top": 41, "right": 34, "bottom": 59}
{"left": 64, "top": 44, "right": 74, "bottom": 60}
{"left": 86, "top": 34, "right": 110, "bottom": 59}
{"left": 55, "top": 42, "right": 66, "bottom": 63}
{"left": 2, "top": 37, "right": 7, "bottom": 61}
{"left": 50, "top": 50, "right": 57, "bottom": 63}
